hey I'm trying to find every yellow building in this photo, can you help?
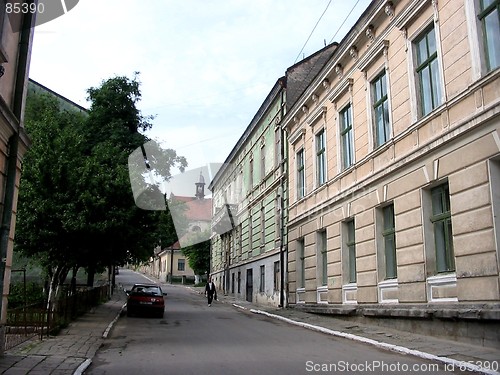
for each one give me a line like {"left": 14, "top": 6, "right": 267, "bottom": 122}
{"left": 0, "top": 1, "right": 36, "bottom": 354}
{"left": 284, "top": 0, "right": 500, "bottom": 346}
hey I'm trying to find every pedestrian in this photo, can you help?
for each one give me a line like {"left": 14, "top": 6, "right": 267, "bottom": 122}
{"left": 205, "top": 276, "right": 217, "bottom": 306}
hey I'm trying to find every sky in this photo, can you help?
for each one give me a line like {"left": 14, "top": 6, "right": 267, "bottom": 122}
{"left": 29, "top": 0, "right": 372, "bottom": 186}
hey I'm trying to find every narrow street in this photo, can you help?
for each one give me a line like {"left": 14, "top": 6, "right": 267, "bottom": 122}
{"left": 86, "top": 270, "right": 468, "bottom": 375}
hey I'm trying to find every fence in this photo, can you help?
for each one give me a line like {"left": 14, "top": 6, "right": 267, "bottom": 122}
{"left": 5, "top": 284, "right": 109, "bottom": 350}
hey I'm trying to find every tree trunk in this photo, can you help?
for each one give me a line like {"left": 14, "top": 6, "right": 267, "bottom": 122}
{"left": 87, "top": 264, "right": 95, "bottom": 287}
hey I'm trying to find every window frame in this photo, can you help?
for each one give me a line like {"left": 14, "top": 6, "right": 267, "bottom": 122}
{"left": 259, "top": 265, "right": 265, "bottom": 293}
{"left": 371, "top": 71, "right": 391, "bottom": 148}
{"left": 296, "top": 148, "right": 305, "bottom": 199}
{"left": 430, "top": 184, "right": 455, "bottom": 273}
{"left": 273, "top": 261, "right": 280, "bottom": 292}
{"left": 315, "top": 129, "right": 326, "bottom": 187}
{"left": 346, "top": 219, "right": 356, "bottom": 284}
{"left": 478, "top": 0, "right": 500, "bottom": 71}
{"left": 297, "top": 238, "right": 305, "bottom": 289}
{"left": 177, "top": 259, "right": 185, "bottom": 272}
{"left": 340, "top": 104, "right": 354, "bottom": 170}
{"left": 317, "top": 230, "right": 328, "bottom": 287}
{"left": 413, "top": 25, "right": 442, "bottom": 118}
{"left": 382, "top": 204, "right": 397, "bottom": 279}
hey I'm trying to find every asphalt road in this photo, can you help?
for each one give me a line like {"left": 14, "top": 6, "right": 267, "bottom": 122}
{"left": 86, "top": 269, "right": 463, "bottom": 375}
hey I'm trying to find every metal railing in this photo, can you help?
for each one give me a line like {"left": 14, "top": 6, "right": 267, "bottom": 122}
{"left": 5, "top": 284, "right": 109, "bottom": 350}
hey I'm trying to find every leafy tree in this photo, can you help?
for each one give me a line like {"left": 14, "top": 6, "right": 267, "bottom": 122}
{"left": 15, "top": 74, "right": 186, "bottom": 306}
{"left": 181, "top": 231, "right": 211, "bottom": 276}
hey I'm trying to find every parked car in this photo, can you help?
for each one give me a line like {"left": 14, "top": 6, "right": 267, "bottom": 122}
{"left": 126, "top": 283, "right": 166, "bottom": 318}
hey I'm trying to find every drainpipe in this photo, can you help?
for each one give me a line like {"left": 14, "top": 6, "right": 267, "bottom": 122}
{"left": 0, "top": 0, "right": 36, "bottom": 354}
{"left": 278, "top": 87, "right": 287, "bottom": 308}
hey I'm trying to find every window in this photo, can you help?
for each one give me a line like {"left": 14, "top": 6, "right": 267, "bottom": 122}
{"left": 479, "top": 0, "right": 500, "bottom": 71}
{"left": 261, "top": 143, "right": 266, "bottom": 180}
{"left": 372, "top": 71, "right": 391, "bottom": 147}
{"left": 259, "top": 265, "right": 265, "bottom": 293}
{"left": 316, "top": 129, "right": 326, "bottom": 186}
{"left": 260, "top": 205, "right": 265, "bottom": 248}
{"left": 274, "top": 261, "right": 280, "bottom": 292}
{"left": 382, "top": 205, "right": 397, "bottom": 279}
{"left": 297, "top": 149, "right": 305, "bottom": 198}
{"left": 431, "top": 184, "right": 455, "bottom": 273}
{"left": 346, "top": 220, "right": 356, "bottom": 283}
{"left": 178, "top": 259, "right": 185, "bottom": 271}
{"left": 340, "top": 105, "right": 354, "bottom": 170}
{"left": 248, "top": 214, "right": 253, "bottom": 255}
{"left": 297, "top": 239, "right": 305, "bottom": 288}
{"left": 248, "top": 158, "right": 254, "bottom": 191}
{"left": 275, "top": 129, "right": 281, "bottom": 168}
{"left": 237, "top": 271, "right": 241, "bottom": 293}
{"left": 414, "top": 26, "right": 442, "bottom": 117}
{"left": 317, "top": 230, "right": 327, "bottom": 286}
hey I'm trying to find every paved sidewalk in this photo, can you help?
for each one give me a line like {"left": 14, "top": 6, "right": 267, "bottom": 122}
{"left": 0, "top": 288, "right": 126, "bottom": 375}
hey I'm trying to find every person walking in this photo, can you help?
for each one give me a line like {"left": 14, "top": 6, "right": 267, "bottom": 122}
{"left": 205, "top": 277, "right": 217, "bottom": 306}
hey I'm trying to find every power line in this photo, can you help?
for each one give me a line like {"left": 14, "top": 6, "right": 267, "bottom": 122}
{"left": 329, "top": 0, "right": 362, "bottom": 44}
{"left": 294, "top": 0, "right": 334, "bottom": 64}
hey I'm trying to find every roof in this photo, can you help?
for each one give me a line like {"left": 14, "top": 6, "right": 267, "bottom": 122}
{"left": 170, "top": 195, "right": 212, "bottom": 221}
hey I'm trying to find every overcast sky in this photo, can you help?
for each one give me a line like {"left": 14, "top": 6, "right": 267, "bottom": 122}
{"left": 29, "top": 0, "right": 372, "bottom": 177}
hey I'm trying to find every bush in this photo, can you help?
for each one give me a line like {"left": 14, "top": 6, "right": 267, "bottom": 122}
{"left": 8, "top": 282, "right": 45, "bottom": 309}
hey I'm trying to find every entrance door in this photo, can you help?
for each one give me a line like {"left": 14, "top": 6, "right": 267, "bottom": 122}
{"left": 246, "top": 269, "right": 253, "bottom": 302}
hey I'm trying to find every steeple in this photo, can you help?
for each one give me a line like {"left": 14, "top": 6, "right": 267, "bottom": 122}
{"left": 195, "top": 171, "right": 205, "bottom": 199}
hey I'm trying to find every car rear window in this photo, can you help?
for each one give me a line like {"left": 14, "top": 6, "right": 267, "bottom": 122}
{"left": 131, "top": 286, "right": 162, "bottom": 296}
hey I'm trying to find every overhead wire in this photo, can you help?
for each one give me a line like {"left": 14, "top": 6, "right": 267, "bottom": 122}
{"left": 329, "top": 0, "right": 362, "bottom": 44}
{"left": 293, "top": 0, "right": 334, "bottom": 64}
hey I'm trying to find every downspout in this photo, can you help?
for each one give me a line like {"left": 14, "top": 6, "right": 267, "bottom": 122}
{"left": 0, "top": 0, "right": 35, "bottom": 353}
{"left": 279, "top": 85, "right": 287, "bottom": 308}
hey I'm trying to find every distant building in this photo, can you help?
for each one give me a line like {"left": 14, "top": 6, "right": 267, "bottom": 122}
{"left": 27, "top": 78, "right": 87, "bottom": 114}
{"left": 284, "top": 0, "right": 500, "bottom": 346}
{"left": 0, "top": 2, "right": 36, "bottom": 354}
{"left": 143, "top": 173, "right": 212, "bottom": 283}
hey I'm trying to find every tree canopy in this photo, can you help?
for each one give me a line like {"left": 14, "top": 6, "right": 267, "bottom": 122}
{"left": 15, "top": 74, "right": 187, "bottom": 291}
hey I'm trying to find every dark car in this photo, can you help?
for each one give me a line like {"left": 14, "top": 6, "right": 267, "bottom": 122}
{"left": 126, "top": 283, "right": 166, "bottom": 318}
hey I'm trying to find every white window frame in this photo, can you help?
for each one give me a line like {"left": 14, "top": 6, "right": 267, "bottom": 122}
{"left": 465, "top": 0, "right": 500, "bottom": 79}
{"left": 406, "top": 20, "right": 446, "bottom": 123}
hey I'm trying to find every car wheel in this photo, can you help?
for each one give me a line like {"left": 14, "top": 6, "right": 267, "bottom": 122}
{"left": 127, "top": 309, "right": 133, "bottom": 317}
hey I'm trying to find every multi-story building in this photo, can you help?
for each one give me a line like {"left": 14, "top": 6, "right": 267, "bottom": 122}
{"left": 284, "top": 0, "right": 500, "bottom": 346}
{"left": 0, "top": 1, "right": 36, "bottom": 353}
{"left": 209, "top": 44, "right": 337, "bottom": 307}
{"left": 209, "top": 78, "right": 287, "bottom": 306}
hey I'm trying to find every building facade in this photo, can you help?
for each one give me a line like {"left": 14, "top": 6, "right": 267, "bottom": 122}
{"left": 210, "top": 79, "right": 288, "bottom": 307}
{"left": 208, "top": 43, "right": 339, "bottom": 307}
{"left": 0, "top": 1, "right": 36, "bottom": 353}
{"left": 284, "top": 0, "right": 500, "bottom": 345}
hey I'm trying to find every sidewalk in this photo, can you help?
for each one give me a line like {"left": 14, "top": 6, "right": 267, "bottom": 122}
{"left": 0, "top": 288, "right": 126, "bottom": 375}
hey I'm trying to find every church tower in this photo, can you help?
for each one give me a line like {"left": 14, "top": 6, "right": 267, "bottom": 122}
{"left": 195, "top": 171, "right": 205, "bottom": 199}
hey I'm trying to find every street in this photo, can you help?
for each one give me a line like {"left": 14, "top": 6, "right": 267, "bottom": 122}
{"left": 86, "top": 269, "right": 467, "bottom": 375}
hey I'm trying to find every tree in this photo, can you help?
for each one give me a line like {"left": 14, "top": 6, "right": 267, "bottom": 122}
{"left": 181, "top": 231, "right": 211, "bottom": 277}
{"left": 15, "top": 92, "right": 88, "bottom": 304}
{"left": 15, "top": 74, "right": 186, "bottom": 306}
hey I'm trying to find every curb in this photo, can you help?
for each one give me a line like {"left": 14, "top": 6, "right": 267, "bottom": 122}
{"left": 73, "top": 358, "right": 92, "bottom": 375}
{"left": 232, "top": 303, "right": 498, "bottom": 375}
{"left": 72, "top": 297, "right": 126, "bottom": 375}
{"left": 249, "top": 308, "right": 499, "bottom": 375}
